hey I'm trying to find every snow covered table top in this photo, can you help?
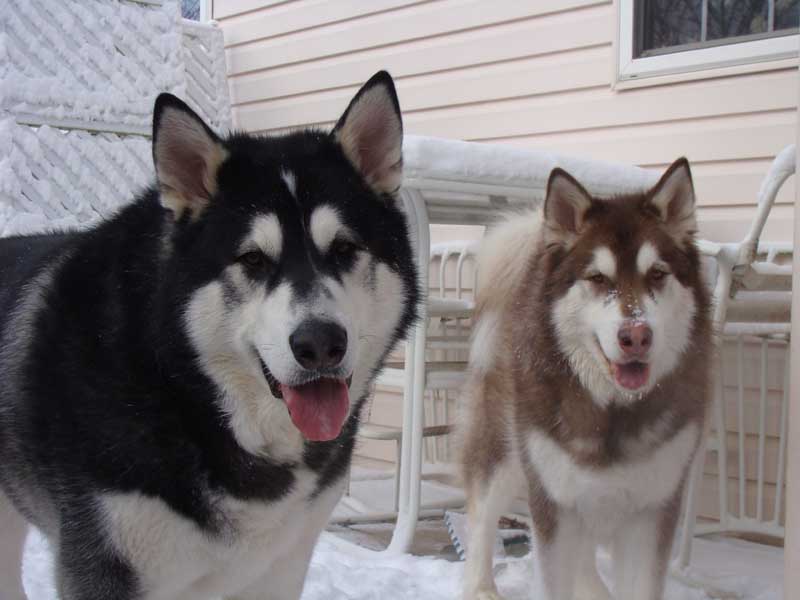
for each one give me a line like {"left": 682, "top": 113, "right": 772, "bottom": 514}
{"left": 402, "top": 135, "right": 661, "bottom": 225}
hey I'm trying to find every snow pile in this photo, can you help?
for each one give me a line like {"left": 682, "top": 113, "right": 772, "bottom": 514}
{"left": 22, "top": 526, "right": 782, "bottom": 600}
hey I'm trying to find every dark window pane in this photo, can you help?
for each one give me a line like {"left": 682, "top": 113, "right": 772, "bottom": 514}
{"left": 707, "top": 0, "right": 768, "bottom": 40}
{"left": 638, "top": 0, "right": 702, "bottom": 55}
{"left": 181, "top": 0, "right": 200, "bottom": 20}
{"left": 775, "top": 0, "right": 800, "bottom": 30}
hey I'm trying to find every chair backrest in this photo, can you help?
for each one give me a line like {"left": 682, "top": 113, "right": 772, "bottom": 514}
{"left": 713, "top": 325, "right": 790, "bottom": 540}
{"left": 0, "top": 0, "right": 231, "bottom": 237}
{"left": 431, "top": 241, "right": 480, "bottom": 301}
{"left": 695, "top": 148, "right": 795, "bottom": 544}
{"left": 427, "top": 240, "right": 479, "bottom": 360}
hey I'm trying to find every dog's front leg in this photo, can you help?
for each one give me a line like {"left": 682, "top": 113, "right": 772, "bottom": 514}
{"left": 528, "top": 485, "right": 582, "bottom": 600}
{"left": 462, "top": 458, "right": 518, "bottom": 600}
{"left": 573, "top": 539, "right": 611, "bottom": 600}
{"left": 610, "top": 494, "right": 681, "bottom": 600}
{"left": 226, "top": 529, "right": 319, "bottom": 600}
{"left": 228, "top": 482, "right": 344, "bottom": 600}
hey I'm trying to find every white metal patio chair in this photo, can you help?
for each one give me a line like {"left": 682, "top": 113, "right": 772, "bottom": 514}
{"left": 677, "top": 144, "right": 795, "bottom": 568}
{"left": 380, "top": 138, "right": 794, "bottom": 564}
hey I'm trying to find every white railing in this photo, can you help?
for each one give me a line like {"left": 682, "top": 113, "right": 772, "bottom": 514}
{"left": 0, "top": 0, "right": 230, "bottom": 237}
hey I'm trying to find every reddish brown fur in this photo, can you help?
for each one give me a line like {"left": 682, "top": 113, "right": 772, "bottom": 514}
{"left": 512, "top": 194, "right": 711, "bottom": 468}
{"left": 462, "top": 192, "right": 712, "bottom": 476}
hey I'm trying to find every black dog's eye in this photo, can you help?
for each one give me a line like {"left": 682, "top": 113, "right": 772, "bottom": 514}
{"left": 330, "top": 238, "right": 360, "bottom": 261}
{"left": 239, "top": 251, "right": 270, "bottom": 270}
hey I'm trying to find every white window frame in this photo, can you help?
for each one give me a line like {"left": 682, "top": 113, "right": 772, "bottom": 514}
{"left": 617, "top": 0, "right": 799, "bottom": 83}
{"left": 200, "top": 0, "right": 212, "bottom": 22}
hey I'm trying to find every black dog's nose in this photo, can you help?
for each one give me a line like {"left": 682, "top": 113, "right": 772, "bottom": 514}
{"left": 289, "top": 320, "right": 347, "bottom": 370}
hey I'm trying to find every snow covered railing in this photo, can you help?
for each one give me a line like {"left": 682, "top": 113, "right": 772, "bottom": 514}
{"left": 0, "top": 0, "right": 231, "bottom": 237}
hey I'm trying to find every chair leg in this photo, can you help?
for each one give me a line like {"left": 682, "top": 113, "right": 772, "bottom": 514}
{"left": 387, "top": 188, "right": 429, "bottom": 555}
{"left": 677, "top": 439, "right": 706, "bottom": 568}
{"left": 394, "top": 439, "right": 402, "bottom": 513}
{"left": 387, "top": 313, "right": 428, "bottom": 554}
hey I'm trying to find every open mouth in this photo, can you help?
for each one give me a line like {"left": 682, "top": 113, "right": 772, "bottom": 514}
{"left": 610, "top": 360, "right": 650, "bottom": 391}
{"left": 260, "top": 358, "right": 352, "bottom": 442}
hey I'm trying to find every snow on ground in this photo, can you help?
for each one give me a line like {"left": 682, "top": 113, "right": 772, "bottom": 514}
{"left": 22, "top": 524, "right": 782, "bottom": 600}
{"left": 20, "top": 471, "right": 783, "bottom": 599}
{"left": 302, "top": 532, "right": 782, "bottom": 600}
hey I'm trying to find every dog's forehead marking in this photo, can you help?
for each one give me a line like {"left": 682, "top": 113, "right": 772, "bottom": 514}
{"left": 245, "top": 214, "right": 282, "bottom": 261}
{"left": 310, "top": 205, "right": 346, "bottom": 253}
{"left": 281, "top": 169, "right": 297, "bottom": 199}
{"left": 636, "top": 241, "right": 661, "bottom": 274}
{"left": 589, "top": 246, "right": 616, "bottom": 278}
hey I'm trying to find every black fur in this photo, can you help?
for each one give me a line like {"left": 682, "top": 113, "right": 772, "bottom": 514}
{"left": 0, "top": 71, "right": 418, "bottom": 598}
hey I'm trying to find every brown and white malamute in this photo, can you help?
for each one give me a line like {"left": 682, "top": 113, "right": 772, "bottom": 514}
{"left": 460, "top": 159, "right": 712, "bottom": 600}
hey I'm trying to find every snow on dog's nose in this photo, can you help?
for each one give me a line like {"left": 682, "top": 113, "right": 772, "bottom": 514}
{"left": 617, "top": 321, "right": 652, "bottom": 358}
{"left": 612, "top": 319, "right": 653, "bottom": 391}
{"left": 289, "top": 319, "right": 347, "bottom": 370}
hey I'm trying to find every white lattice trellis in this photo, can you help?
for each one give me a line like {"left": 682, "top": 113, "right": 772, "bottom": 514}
{"left": 0, "top": 0, "right": 232, "bottom": 236}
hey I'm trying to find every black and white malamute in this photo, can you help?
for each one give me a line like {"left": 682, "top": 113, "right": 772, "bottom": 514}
{"left": 0, "top": 71, "right": 418, "bottom": 599}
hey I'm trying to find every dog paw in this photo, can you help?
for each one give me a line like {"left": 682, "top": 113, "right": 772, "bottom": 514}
{"left": 468, "top": 591, "right": 505, "bottom": 600}
{"left": 574, "top": 582, "right": 613, "bottom": 600}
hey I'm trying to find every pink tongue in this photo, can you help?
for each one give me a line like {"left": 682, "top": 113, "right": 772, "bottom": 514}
{"left": 281, "top": 378, "right": 350, "bottom": 441}
{"left": 613, "top": 362, "right": 650, "bottom": 390}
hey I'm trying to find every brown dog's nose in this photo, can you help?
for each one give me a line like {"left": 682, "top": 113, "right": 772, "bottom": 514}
{"left": 618, "top": 321, "right": 652, "bottom": 357}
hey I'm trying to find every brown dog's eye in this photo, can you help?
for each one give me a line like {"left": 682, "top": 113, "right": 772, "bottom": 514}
{"left": 649, "top": 268, "right": 669, "bottom": 282}
{"left": 587, "top": 273, "right": 609, "bottom": 285}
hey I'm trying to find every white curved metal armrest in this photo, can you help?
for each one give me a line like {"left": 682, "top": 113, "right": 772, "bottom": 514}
{"left": 738, "top": 144, "right": 796, "bottom": 266}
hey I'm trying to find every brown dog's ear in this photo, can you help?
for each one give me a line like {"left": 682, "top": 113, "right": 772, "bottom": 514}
{"left": 543, "top": 168, "right": 593, "bottom": 245}
{"left": 332, "top": 71, "right": 403, "bottom": 195}
{"left": 647, "top": 157, "right": 697, "bottom": 243}
{"left": 152, "top": 94, "right": 227, "bottom": 220}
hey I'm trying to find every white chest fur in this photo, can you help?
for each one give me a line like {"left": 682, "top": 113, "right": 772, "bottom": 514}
{"left": 525, "top": 424, "right": 699, "bottom": 537}
{"left": 101, "top": 469, "right": 341, "bottom": 600}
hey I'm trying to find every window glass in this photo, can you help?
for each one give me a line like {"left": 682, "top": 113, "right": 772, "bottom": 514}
{"left": 775, "top": 0, "right": 800, "bottom": 28}
{"left": 181, "top": 0, "right": 200, "bottom": 21}
{"left": 639, "top": 0, "right": 702, "bottom": 53}
{"left": 707, "top": 1, "right": 769, "bottom": 40}
{"left": 636, "top": 0, "right": 799, "bottom": 58}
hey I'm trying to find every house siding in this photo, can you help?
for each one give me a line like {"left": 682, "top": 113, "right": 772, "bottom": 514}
{"left": 216, "top": 0, "right": 797, "bottom": 242}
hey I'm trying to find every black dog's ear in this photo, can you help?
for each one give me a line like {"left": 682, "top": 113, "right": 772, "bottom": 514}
{"left": 152, "top": 94, "right": 227, "bottom": 219}
{"left": 333, "top": 71, "right": 403, "bottom": 195}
